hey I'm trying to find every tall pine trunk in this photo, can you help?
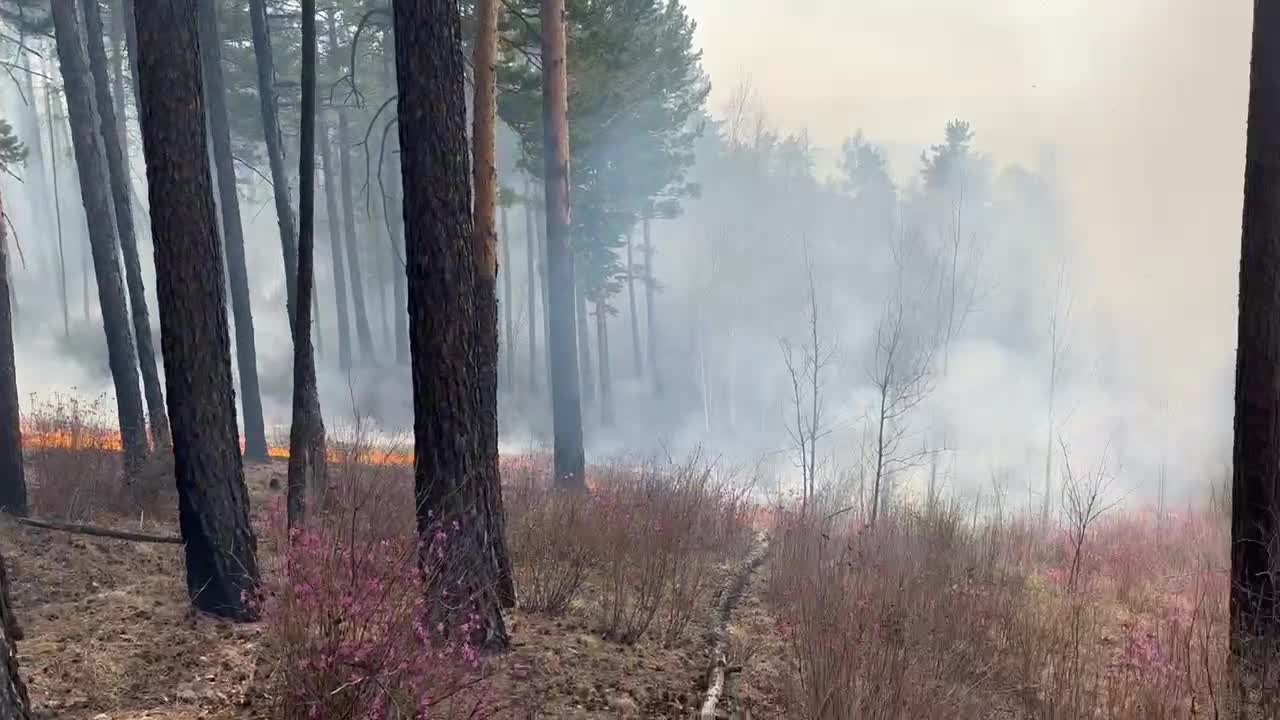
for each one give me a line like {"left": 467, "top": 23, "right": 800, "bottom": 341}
{"left": 134, "top": 0, "right": 260, "bottom": 620}
{"left": 197, "top": 0, "right": 270, "bottom": 462}
{"left": 380, "top": 44, "right": 409, "bottom": 365}
{"left": 319, "top": 118, "right": 353, "bottom": 371}
{"left": 50, "top": 0, "right": 149, "bottom": 469}
{"left": 576, "top": 280, "right": 594, "bottom": 405}
{"left": 395, "top": 0, "right": 511, "bottom": 649}
{"left": 45, "top": 83, "right": 70, "bottom": 339}
{"left": 524, "top": 180, "right": 539, "bottom": 393}
{"left": 0, "top": 189, "right": 27, "bottom": 518}
{"left": 643, "top": 215, "right": 662, "bottom": 397}
{"left": 1232, "top": 0, "right": 1280, "bottom": 660}
{"left": 288, "top": 0, "right": 328, "bottom": 528}
{"left": 248, "top": 0, "right": 299, "bottom": 328}
{"left": 501, "top": 200, "right": 514, "bottom": 391}
{"left": 0, "top": 552, "right": 31, "bottom": 718}
{"left": 595, "top": 299, "right": 613, "bottom": 426}
{"left": 472, "top": 0, "right": 514, "bottom": 608}
{"left": 110, "top": 0, "right": 128, "bottom": 153}
{"left": 626, "top": 229, "right": 643, "bottom": 377}
{"left": 83, "top": 0, "right": 170, "bottom": 448}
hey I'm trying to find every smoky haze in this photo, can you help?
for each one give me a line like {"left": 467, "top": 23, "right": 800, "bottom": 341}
{"left": 0, "top": 0, "right": 1251, "bottom": 512}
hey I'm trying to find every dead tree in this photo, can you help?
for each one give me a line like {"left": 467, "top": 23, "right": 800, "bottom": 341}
{"left": 133, "top": 0, "right": 260, "bottom": 619}
{"left": 50, "top": 0, "right": 149, "bottom": 469}
{"left": 779, "top": 243, "right": 832, "bottom": 515}
{"left": 394, "top": 0, "right": 511, "bottom": 648}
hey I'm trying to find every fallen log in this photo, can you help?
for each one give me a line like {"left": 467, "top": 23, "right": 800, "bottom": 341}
{"left": 13, "top": 516, "right": 183, "bottom": 544}
{"left": 700, "top": 532, "right": 769, "bottom": 720}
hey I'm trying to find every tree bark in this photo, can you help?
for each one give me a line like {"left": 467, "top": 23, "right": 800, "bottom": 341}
{"left": 319, "top": 117, "right": 352, "bottom": 371}
{"left": 524, "top": 179, "right": 539, "bottom": 394}
{"left": 288, "top": 0, "right": 328, "bottom": 529}
{"left": 643, "top": 215, "right": 662, "bottom": 397}
{"left": 0, "top": 552, "right": 31, "bottom": 719}
{"left": 626, "top": 229, "right": 643, "bottom": 377}
{"left": 83, "top": 0, "right": 170, "bottom": 449}
{"left": 380, "top": 43, "right": 409, "bottom": 365}
{"left": 0, "top": 189, "right": 27, "bottom": 518}
{"left": 248, "top": 0, "right": 299, "bottom": 329}
{"left": 197, "top": 0, "right": 270, "bottom": 462}
{"left": 109, "top": 0, "right": 129, "bottom": 154}
{"left": 576, "top": 280, "right": 594, "bottom": 405}
{"left": 541, "top": 0, "right": 585, "bottom": 488}
{"left": 395, "top": 0, "right": 511, "bottom": 649}
{"left": 595, "top": 300, "right": 613, "bottom": 427}
{"left": 51, "top": 0, "right": 149, "bottom": 470}
{"left": 1232, "top": 0, "right": 1280, "bottom": 655}
{"left": 133, "top": 0, "right": 260, "bottom": 620}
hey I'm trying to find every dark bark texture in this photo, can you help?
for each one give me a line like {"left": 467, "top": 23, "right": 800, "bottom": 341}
{"left": 1233, "top": 0, "right": 1280, "bottom": 655}
{"left": 287, "top": 0, "right": 328, "bottom": 529}
{"left": 0, "top": 189, "right": 27, "bottom": 518}
{"left": 51, "top": 0, "right": 149, "bottom": 469}
{"left": 394, "top": 0, "right": 510, "bottom": 649}
{"left": 248, "top": 0, "right": 299, "bottom": 329}
{"left": 133, "top": 0, "right": 261, "bottom": 620}
{"left": 83, "top": 0, "right": 170, "bottom": 449}
{"left": 198, "top": 0, "right": 270, "bottom": 462}
{"left": 540, "top": 0, "right": 585, "bottom": 487}
{"left": 0, "top": 552, "right": 31, "bottom": 719}
{"left": 319, "top": 118, "right": 353, "bottom": 371}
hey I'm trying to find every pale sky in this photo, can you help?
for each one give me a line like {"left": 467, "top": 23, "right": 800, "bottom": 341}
{"left": 682, "top": 0, "right": 1255, "bottom": 483}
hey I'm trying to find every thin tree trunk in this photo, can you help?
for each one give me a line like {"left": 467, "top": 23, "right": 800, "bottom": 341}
{"left": 576, "top": 281, "right": 594, "bottom": 405}
{"left": 109, "top": 0, "right": 128, "bottom": 155}
{"left": 288, "top": 0, "right": 328, "bottom": 529}
{"left": 248, "top": 0, "right": 299, "bottom": 329}
{"left": 0, "top": 188, "right": 27, "bottom": 518}
{"left": 394, "top": 0, "right": 511, "bottom": 649}
{"left": 0, "top": 552, "right": 31, "bottom": 718}
{"left": 536, "top": 197, "right": 551, "bottom": 392}
{"left": 197, "top": 0, "right": 270, "bottom": 462}
{"left": 133, "top": 0, "right": 260, "bottom": 620}
{"left": 337, "top": 115, "right": 374, "bottom": 360}
{"left": 472, "top": 0, "right": 514, "bottom": 609}
{"left": 380, "top": 44, "right": 408, "bottom": 365}
{"left": 501, "top": 200, "right": 514, "bottom": 392}
{"left": 319, "top": 118, "right": 352, "bottom": 371}
{"left": 46, "top": 84, "right": 69, "bottom": 339}
{"left": 1232, "top": 0, "right": 1280, "bottom": 659}
{"left": 51, "top": 0, "right": 149, "bottom": 469}
{"left": 596, "top": 300, "right": 613, "bottom": 427}
{"left": 643, "top": 215, "right": 662, "bottom": 397}
{"left": 83, "top": 0, "right": 170, "bottom": 448}
{"left": 626, "top": 229, "right": 643, "bottom": 377}
{"left": 524, "top": 180, "right": 539, "bottom": 394}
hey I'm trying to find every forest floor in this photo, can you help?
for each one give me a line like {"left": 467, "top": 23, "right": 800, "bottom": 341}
{"left": 3, "top": 459, "right": 791, "bottom": 719}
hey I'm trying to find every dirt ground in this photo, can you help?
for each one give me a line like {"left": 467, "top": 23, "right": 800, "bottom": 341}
{"left": 2, "top": 461, "right": 788, "bottom": 719}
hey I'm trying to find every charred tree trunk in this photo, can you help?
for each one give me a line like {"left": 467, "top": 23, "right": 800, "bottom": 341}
{"left": 0, "top": 189, "right": 27, "bottom": 518}
{"left": 51, "top": 0, "right": 149, "bottom": 470}
{"left": 472, "top": 0, "right": 515, "bottom": 609}
{"left": 643, "top": 215, "right": 662, "bottom": 397}
{"left": 576, "top": 279, "right": 594, "bottom": 405}
{"left": 248, "top": 0, "right": 299, "bottom": 329}
{"left": 380, "top": 44, "right": 409, "bottom": 366}
{"left": 319, "top": 118, "right": 352, "bottom": 371}
{"left": 1233, "top": 0, "right": 1280, "bottom": 658}
{"left": 595, "top": 300, "right": 613, "bottom": 427}
{"left": 83, "top": 0, "right": 170, "bottom": 449}
{"left": 501, "top": 200, "right": 514, "bottom": 392}
{"left": 110, "top": 0, "right": 128, "bottom": 153}
{"left": 288, "top": 0, "right": 328, "bottom": 529}
{"left": 626, "top": 229, "right": 643, "bottom": 377}
{"left": 524, "top": 180, "right": 539, "bottom": 394}
{"left": 133, "top": 0, "right": 260, "bottom": 620}
{"left": 541, "top": 0, "right": 585, "bottom": 488}
{"left": 395, "top": 0, "right": 511, "bottom": 649}
{"left": 0, "top": 552, "right": 31, "bottom": 718}
{"left": 198, "top": 0, "right": 270, "bottom": 462}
